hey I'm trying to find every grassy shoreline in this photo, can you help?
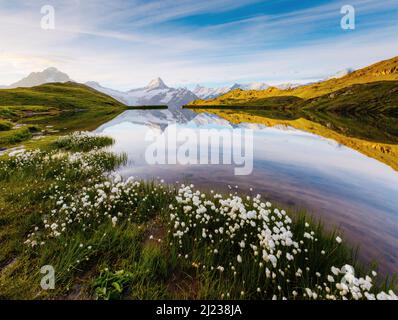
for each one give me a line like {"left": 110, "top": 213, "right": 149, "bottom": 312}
{"left": 0, "top": 133, "right": 396, "bottom": 300}
{"left": 0, "top": 82, "right": 169, "bottom": 149}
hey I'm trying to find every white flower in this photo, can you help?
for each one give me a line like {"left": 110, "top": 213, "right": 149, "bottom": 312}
{"left": 341, "top": 264, "right": 354, "bottom": 275}
{"left": 111, "top": 216, "right": 118, "bottom": 227}
{"left": 331, "top": 266, "right": 340, "bottom": 275}
{"left": 237, "top": 255, "right": 242, "bottom": 263}
{"left": 336, "top": 236, "right": 342, "bottom": 244}
{"left": 376, "top": 291, "right": 398, "bottom": 300}
{"left": 365, "top": 292, "right": 376, "bottom": 300}
{"left": 268, "top": 255, "right": 277, "bottom": 268}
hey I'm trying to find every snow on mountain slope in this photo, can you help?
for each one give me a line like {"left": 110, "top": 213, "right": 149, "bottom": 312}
{"left": 85, "top": 81, "right": 132, "bottom": 105}
{"left": 237, "top": 82, "right": 270, "bottom": 91}
{"left": 7, "top": 67, "right": 71, "bottom": 88}
{"left": 327, "top": 68, "right": 355, "bottom": 80}
{"left": 193, "top": 85, "right": 232, "bottom": 99}
{"left": 274, "top": 83, "right": 301, "bottom": 90}
{"left": 87, "top": 78, "right": 198, "bottom": 109}
{"left": 193, "top": 82, "right": 270, "bottom": 99}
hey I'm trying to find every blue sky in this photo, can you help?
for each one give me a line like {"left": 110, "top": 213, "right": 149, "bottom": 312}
{"left": 0, "top": 0, "right": 397, "bottom": 90}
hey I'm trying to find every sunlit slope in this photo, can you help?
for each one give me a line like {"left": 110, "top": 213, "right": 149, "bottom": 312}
{"left": 301, "top": 81, "right": 398, "bottom": 115}
{"left": 0, "top": 82, "right": 125, "bottom": 110}
{"left": 0, "top": 82, "right": 126, "bottom": 146}
{"left": 0, "top": 82, "right": 126, "bottom": 128}
{"left": 188, "top": 56, "right": 398, "bottom": 110}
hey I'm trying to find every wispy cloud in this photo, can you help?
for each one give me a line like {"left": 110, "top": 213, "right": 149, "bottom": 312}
{"left": 0, "top": 0, "right": 397, "bottom": 89}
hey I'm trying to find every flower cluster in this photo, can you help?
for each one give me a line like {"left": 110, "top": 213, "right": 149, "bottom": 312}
{"left": 25, "top": 174, "right": 169, "bottom": 245}
{"left": 167, "top": 184, "right": 397, "bottom": 300}
{"left": 53, "top": 131, "right": 114, "bottom": 152}
{"left": 0, "top": 148, "right": 125, "bottom": 181}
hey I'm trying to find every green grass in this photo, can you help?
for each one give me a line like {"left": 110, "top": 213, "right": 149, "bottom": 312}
{"left": 0, "top": 134, "right": 395, "bottom": 300}
{"left": 184, "top": 96, "right": 302, "bottom": 110}
{"left": 51, "top": 132, "right": 114, "bottom": 152}
{"left": 300, "top": 81, "right": 398, "bottom": 116}
{"left": 0, "top": 126, "right": 40, "bottom": 146}
{"left": 0, "top": 120, "right": 13, "bottom": 132}
{"left": 0, "top": 82, "right": 127, "bottom": 148}
{"left": 0, "top": 82, "right": 123, "bottom": 110}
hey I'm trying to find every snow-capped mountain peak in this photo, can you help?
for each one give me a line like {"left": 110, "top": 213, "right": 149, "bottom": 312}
{"left": 87, "top": 78, "right": 198, "bottom": 109}
{"left": 146, "top": 77, "right": 168, "bottom": 90}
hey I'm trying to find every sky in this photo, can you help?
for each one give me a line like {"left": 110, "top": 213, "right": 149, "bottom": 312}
{"left": 0, "top": 0, "right": 397, "bottom": 90}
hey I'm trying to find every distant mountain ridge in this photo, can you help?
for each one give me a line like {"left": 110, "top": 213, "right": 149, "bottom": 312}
{"left": 5, "top": 57, "right": 397, "bottom": 111}
{"left": 192, "top": 82, "right": 302, "bottom": 100}
{"left": 0, "top": 66, "right": 306, "bottom": 106}
{"left": 86, "top": 78, "right": 198, "bottom": 109}
{"left": 6, "top": 67, "right": 72, "bottom": 89}
{"left": 188, "top": 56, "right": 398, "bottom": 110}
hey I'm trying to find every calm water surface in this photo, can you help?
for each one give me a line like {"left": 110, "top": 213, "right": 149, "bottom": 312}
{"left": 96, "top": 110, "right": 398, "bottom": 274}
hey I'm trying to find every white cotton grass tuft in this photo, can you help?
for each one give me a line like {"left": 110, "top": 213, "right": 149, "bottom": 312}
{"left": 166, "top": 184, "right": 396, "bottom": 300}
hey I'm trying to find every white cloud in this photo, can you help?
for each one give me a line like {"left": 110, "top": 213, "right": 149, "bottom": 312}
{"left": 0, "top": 0, "right": 397, "bottom": 89}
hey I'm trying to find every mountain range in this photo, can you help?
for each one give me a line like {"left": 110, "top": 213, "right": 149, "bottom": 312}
{"left": 0, "top": 68, "right": 308, "bottom": 108}
{"left": 86, "top": 78, "right": 197, "bottom": 109}
{"left": 188, "top": 56, "right": 398, "bottom": 114}
{"left": 5, "top": 67, "right": 72, "bottom": 89}
{"left": 3, "top": 59, "right": 394, "bottom": 111}
{"left": 192, "top": 82, "right": 302, "bottom": 99}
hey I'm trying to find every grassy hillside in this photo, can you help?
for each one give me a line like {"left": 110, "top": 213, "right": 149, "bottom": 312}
{"left": 0, "top": 82, "right": 126, "bottom": 147}
{"left": 188, "top": 56, "right": 398, "bottom": 112}
{"left": 0, "top": 82, "right": 123, "bottom": 110}
{"left": 300, "top": 81, "right": 398, "bottom": 116}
